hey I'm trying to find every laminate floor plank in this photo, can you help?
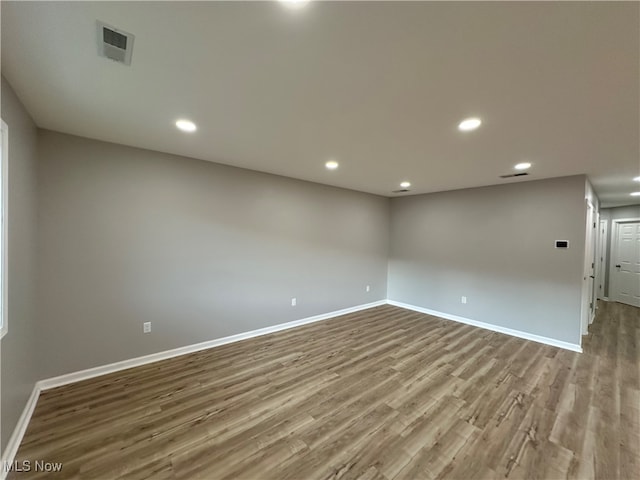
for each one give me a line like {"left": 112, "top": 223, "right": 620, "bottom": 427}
{"left": 8, "top": 302, "right": 639, "bottom": 479}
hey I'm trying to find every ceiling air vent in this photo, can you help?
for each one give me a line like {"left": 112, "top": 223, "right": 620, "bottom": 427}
{"left": 392, "top": 189, "right": 410, "bottom": 194}
{"left": 499, "top": 172, "right": 529, "bottom": 179}
{"left": 97, "top": 21, "right": 134, "bottom": 65}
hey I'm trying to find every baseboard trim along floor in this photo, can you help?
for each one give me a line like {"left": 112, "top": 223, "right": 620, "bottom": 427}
{"left": 0, "top": 386, "right": 40, "bottom": 480}
{"left": 387, "top": 299, "right": 583, "bottom": 353}
{"left": 1, "top": 297, "right": 583, "bottom": 477}
{"left": 37, "top": 299, "right": 388, "bottom": 391}
{"left": 0, "top": 299, "right": 387, "bottom": 478}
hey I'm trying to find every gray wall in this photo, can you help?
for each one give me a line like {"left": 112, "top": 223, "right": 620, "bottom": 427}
{"left": 0, "top": 77, "right": 39, "bottom": 451}
{"left": 388, "top": 175, "right": 587, "bottom": 346}
{"left": 36, "top": 130, "right": 390, "bottom": 378}
{"left": 600, "top": 205, "right": 640, "bottom": 297}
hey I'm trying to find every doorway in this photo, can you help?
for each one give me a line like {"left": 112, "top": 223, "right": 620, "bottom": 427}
{"left": 595, "top": 220, "right": 607, "bottom": 301}
{"left": 610, "top": 219, "right": 640, "bottom": 307}
{"left": 581, "top": 202, "right": 597, "bottom": 335}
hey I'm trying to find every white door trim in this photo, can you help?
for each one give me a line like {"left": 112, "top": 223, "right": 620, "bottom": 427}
{"left": 581, "top": 201, "right": 597, "bottom": 335}
{"left": 588, "top": 210, "right": 600, "bottom": 323}
{"left": 596, "top": 219, "right": 607, "bottom": 301}
{"left": 610, "top": 217, "right": 640, "bottom": 305}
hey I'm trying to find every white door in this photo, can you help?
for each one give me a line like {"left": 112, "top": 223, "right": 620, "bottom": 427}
{"left": 596, "top": 220, "right": 607, "bottom": 300}
{"left": 581, "top": 203, "right": 597, "bottom": 335}
{"left": 612, "top": 221, "right": 640, "bottom": 307}
{"left": 588, "top": 214, "right": 597, "bottom": 321}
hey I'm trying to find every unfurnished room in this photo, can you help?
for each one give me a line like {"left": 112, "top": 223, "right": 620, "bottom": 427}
{"left": 0, "top": 1, "right": 639, "bottom": 479}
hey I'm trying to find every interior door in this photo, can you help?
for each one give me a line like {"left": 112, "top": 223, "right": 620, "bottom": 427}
{"left": 612, "top": 221, "right": 640, "bottom": 307}
{"left": 587, "top": 208, "right": 597, "bottom": 321}
{"left": 582, "top": 203, "right": 597, "bottom": 335}
{"left": 596, "top": 220, "right": 607, "bottom": 300}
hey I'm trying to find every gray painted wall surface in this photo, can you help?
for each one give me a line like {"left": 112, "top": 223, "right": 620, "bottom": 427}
{"left": 600, "top": 205, "right": 640, "bottom": 297}
{"left": 0, "top": 77, "right": 40, "bottom": 451}
{"left": 36, "top": 131, "right": 390, "bottom": 378}
{"left": 388, "top": 176, "right": 587, "bottom": 346}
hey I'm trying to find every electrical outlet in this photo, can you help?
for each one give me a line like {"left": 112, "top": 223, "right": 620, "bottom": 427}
{"left": 143, "top": 322, "right": 151, "bottom": 333}
{"left": 366, "top": 285, "right": 371, "bottom": 292}
{"left": 291, "top": 297, "right": 297, "bottom": 307}
{"left": 461, "top": 296, "right": 467, "bottom": 304}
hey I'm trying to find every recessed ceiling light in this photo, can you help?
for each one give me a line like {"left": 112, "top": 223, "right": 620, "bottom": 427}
{"left": 458, "top": 117, "right": 482, "bottom": 132}
{"left": 514, "top": 162, "right": 532, "bottom": 170}
{"left": 325, "top": 160, "right": 339, "bottom": 170}
{"left": 634, "top": 176, "right": 640, "bottom": 182}
{"left": 400, "top": 182, "right": 411, "bottom": 189}
{"left": 631, "top": 192, "right": 640, "bottom": 197}
{"left": 279, "top": 0, "right": 310, "bottom": 9}
{"left": 176, "top": 119, "right": 197, "bottom": 132}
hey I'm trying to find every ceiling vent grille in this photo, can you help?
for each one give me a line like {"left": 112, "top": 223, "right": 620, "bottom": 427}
{"left": 499, "top": 172, "right": 529, "bottom": 179}
{"left": 97, "top": 21, "right": 134, "bottom": 65}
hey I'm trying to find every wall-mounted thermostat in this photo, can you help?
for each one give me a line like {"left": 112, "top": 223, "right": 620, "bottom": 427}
{"left": 555, "top": 240, "right": 570, "bottom": 249}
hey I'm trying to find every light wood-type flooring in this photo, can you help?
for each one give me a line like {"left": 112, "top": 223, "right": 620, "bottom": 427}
{"left": 8, "top": 302, "right": 640, "bottom": 479}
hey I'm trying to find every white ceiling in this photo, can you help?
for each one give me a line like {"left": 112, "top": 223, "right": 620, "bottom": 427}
{"left": 2, "top": 1, "right": 639, "bottom": 207}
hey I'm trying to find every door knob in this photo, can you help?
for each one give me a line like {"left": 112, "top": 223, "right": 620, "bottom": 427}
{"left": 616, "top": 264, "right": 621, "bottom": 268}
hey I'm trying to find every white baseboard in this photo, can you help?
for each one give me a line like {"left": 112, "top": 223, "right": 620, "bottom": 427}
{"left": 387, "top": 300, "right": 583, "bottom": 353}
{"left": 38, "top": 299, "right": 387, "bottom": 391}
{"left": 3, "top": 297, "right": 583, "bottom": 474}
{"left": 1, "top": 299, "right": 386, "bottom": 472}
{"left": 0, "top": 385, "right": 41, "bottom": 480}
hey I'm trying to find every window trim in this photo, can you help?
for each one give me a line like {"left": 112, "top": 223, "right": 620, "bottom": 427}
{"left": 1, "top": 119, "right": 8, "bottom": 340}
